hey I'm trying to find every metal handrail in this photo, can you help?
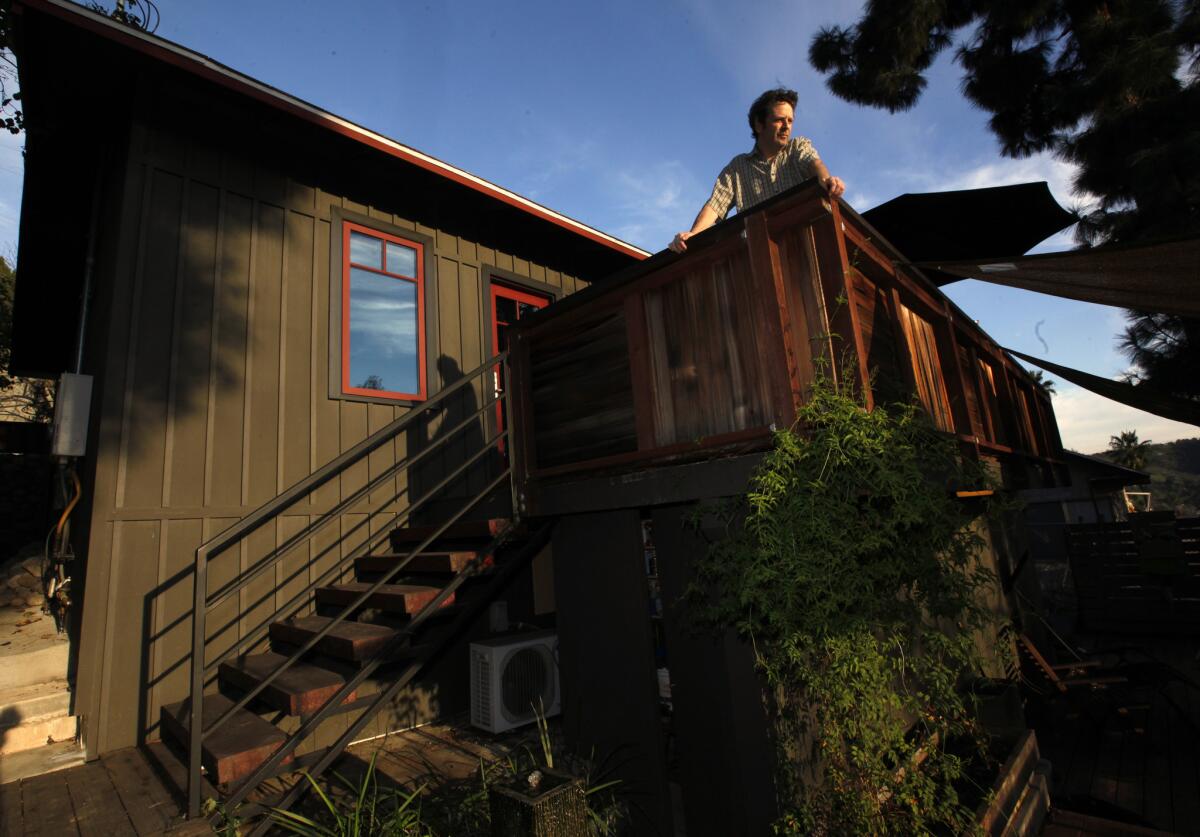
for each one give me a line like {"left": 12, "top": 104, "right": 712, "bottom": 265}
{"left": 241, "top": 519, "right": 554, "bottom": 837}
{"left": 226, "top": 465, "right": 518, "bottom": 818}
{"left": 203, "top": 390, "right": 502, "bottom": 613}
{"left": 201, "top": 427, "right": 507, "bottom": 742}
{"left": 187, "top": 352, "right": 509, "bottom": 816}
{"left": 199, "top": 392, "right": 505, "bottom": 673}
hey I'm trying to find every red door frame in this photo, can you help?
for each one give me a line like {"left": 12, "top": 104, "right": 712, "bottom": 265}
{"left": 490, "top": 282, "right": 551, "bottom": 451}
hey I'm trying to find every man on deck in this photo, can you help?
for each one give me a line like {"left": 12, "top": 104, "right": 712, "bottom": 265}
{"left": 669, "top": 88, "right": 845, "bottom": 253}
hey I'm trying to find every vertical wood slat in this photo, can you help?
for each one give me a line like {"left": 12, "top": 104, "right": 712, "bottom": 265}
{"left": 642, "top": 292, "right": 676, "bottom": 444}
{"left": 775, "top": 225, "right": 825, "bottom": 399}
{"left": 205, "top": 192, "right": 253, "bottom": 508}
{"left": 886, "top": 287, "right": 921, "bottom": 402}
{"left": 970, "top": 347, "right": 998, "bottom": 443}
{"left": 895, "top": 302, "right": 955, "bottom": 432}
{"left": 997, "top": 365, "right": 1031, "bottom": 454}
{"left": 165, "top": 182, "right": 219, "bottom": 508}
{"left": 744, "top": 213, "right": 802, "bottom": 416}
{"left": 506, "top": 329, "right": 537, "bottom": 515}
{"left": 808, "top": 206, "right": 873, "bottom": 408}
{"left": 721, "top": 256, "right": 775, "bottom": 430}
{"left": 246, "top": 202, "right": 284, "bottom": 505}
{"left": 623, "top": 292, "right": 657, "bottom": 450}
{"left": 118, "top": 169, "right": 184, "bottom": 509}
{"left": 941, "top": 303, "right": 981, "bottom": 438}
{"left": 280, "top": 210, "right": 315, "bottom": 491}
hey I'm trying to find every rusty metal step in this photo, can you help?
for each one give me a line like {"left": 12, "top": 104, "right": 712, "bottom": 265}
{"left": 159, "top": 694, "right": 291, "bottom": 786}
{"left": 314, "top": 582, "right": 453, "bottom": 615}
{"left": 269, "top": 615, "right": 397, "bottom": 663}
{"left": 218, "top": 652, "right": 356, "bottom": 716}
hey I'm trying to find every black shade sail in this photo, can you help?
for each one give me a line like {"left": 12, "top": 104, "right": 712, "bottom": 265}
{"left": 861, "top": 182, "right": 1077, "bottom": 271}
{"left": 921, "top": 236, "right": 1200, "bottom": 317}
{"left": 1005, "top": 348, "right": 1200, "bottom": 428}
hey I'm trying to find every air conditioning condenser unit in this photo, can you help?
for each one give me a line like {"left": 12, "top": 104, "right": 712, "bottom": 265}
{"left": 470, "top": 630, "right": 560, "bottom": 733}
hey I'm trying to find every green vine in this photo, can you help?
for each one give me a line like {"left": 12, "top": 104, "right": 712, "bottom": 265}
{"left": 688, "top": 374, "right": 1004, "bottom": 835}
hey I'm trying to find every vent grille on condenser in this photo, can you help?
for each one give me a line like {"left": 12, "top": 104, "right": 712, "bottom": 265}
{"left": 470, "top": 650, "right": 491, "bottom": 727}
{"left": 501, "top": 647, "right": 549, "bottom": 720}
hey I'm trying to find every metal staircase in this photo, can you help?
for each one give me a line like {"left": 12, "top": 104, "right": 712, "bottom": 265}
{"left": 164, "top": 351, "right": 546, "bottom": 832}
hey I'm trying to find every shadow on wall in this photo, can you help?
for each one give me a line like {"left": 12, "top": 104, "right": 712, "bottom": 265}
{"left": 408, "top": 355, "right": 499, "bottom": 525}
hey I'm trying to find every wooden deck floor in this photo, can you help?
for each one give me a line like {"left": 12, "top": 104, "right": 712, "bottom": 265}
{"left": 1032, "top": 638, "right": 1200, "bottom": 835}
{"left": 0, "top": 722, "right": 520, "bottom": 836}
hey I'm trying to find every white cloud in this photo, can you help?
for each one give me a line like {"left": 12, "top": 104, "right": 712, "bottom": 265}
{"left": 1052, "top": 385, "right": 1197, "bottom": 454}
{"left": 885, "top": 151, "right": 1093, "bottom": 213}
{"left": 607, "top": 160, "right": 703, "bottom": 251}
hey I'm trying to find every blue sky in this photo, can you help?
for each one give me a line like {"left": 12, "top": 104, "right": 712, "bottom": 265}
{"left": 1, "top": 0, "right": 1193, "bottom": 452}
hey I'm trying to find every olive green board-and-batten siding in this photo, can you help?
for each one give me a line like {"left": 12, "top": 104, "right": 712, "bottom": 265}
{"left": 73, "top": 116, "right": 584, "bottom": 758}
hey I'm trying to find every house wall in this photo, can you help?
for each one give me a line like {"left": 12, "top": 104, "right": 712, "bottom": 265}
{"left": 73, "top": 110, "right": 586, "bottom": 757}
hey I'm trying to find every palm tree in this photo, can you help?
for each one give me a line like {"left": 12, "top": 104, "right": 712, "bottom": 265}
{"left": 1108, "top": 430, "right": 1152, "bottom": 472}
{"left": 1030, "top": 370, "right": 1056, "bottom": 397}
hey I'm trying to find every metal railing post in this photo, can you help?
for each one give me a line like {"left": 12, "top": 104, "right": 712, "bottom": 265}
{"left": 180, "top": 353, "right": 511, "bottom": 820}
{"left": 187, "top": 545, "right": 209, "bottom": 818}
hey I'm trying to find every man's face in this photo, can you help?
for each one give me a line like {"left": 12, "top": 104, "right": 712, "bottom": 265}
{"left": 755, "top": 102, "right": 793, "bottom": 152}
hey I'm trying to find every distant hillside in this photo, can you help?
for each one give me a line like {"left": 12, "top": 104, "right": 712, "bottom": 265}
{"left": 1091, "top": 437, "right": 1200, "bottom": 517}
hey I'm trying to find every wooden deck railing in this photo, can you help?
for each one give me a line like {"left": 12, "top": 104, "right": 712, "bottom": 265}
{"left": 507, "top": 180, "right": 1068, "bottom": 512}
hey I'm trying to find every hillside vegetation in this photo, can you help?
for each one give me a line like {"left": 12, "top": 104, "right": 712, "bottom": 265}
{"left": 1094, "top": 437, "right": 1200, "bottom": 517}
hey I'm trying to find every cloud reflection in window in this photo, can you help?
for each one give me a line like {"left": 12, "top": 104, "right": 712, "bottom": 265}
{"left": 348, "top": 266, "right": 419, "bottom": 396}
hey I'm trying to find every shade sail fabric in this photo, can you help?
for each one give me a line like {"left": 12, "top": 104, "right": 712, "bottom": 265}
{"left": 861, "top": 182, "right": 1077, "bottom": 265}
{"left": 924, "top": 236, "right": 1200, "bottom": 317}
{"left": 1005, "top": 348, "right": 1200, "bottom": 428}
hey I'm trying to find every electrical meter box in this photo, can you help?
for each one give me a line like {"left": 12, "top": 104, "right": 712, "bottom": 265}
{"left": 51, "top": 373, "right": 93, "bottom": 458}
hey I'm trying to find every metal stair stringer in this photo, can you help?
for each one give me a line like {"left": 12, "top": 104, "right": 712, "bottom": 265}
{"left": 236, "top": 518, "right": 555, "bottom": 835}
{"left": 182, "top": 352, "right": 522, "bottom": 819}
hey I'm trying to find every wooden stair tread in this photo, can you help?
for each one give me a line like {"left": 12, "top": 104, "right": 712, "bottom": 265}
{"left": 160, "top": 694, "right": 290, "bottom": 786}
{"left": 219, "top": 652, "right": 355, "bottom": 715}
{"left": 355, "top": 551, "right": 483, "bottom": 575}
{"left": 388, "top": 518, "right": 515, "bottom": 551}
{"left": 315, "top": 582, "right": 454, "bottom": 614}
{"left": 270, "top": 615, "right": 398, "bottom": 662}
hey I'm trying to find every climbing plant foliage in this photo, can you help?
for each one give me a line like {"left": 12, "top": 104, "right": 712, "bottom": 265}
{"left": 689, "top": 376, "right": 1004, "bottom": 834}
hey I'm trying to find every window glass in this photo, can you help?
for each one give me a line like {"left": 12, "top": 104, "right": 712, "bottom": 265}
{"left": 495, "top": 296, "right": 518, "bottom": 324}
{"left": 385, "top": 242, "right": 417, "bottom": 277}
{"left": 347, "top": 268, "right": 418, "bottom": 395}
{"left": 349, "top": 231, "right": 382, "bottom": 269}
{"left": 341, "top": 222, "right": 425, "bottom": 401}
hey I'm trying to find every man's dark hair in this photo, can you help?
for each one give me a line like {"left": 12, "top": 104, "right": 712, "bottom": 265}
{"left": 748, "top": 88, "right": 798, "bottom": 139}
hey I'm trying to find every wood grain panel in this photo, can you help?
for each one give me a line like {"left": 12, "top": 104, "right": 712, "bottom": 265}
{"left": 311, "top": 214, "right": 341, "bottom": 510}
{"left": 205, "top": 192, "right": 253, "bottom": 508}
{"left": 642, "top": 251, "right": 775, "bottom": 446}
{"left": 118, "top": 169, "right": 183, "bottom": 509}
{"left": 245, "top": 202, "right": 284, "bottom": 505}
{"left": 280, "top": 210, "right": 314, "bottom": 490}
{"left": 165, "top": 182, "right": 218, "bottom": 508}
{"left": 80, "top": 119, "right": 605, "bottom": 756}
{"left": 150, "top": 518, "right": 203, "bottom": 739}
{"left": 100, "top": 521, "right": 161, "bottom": 751}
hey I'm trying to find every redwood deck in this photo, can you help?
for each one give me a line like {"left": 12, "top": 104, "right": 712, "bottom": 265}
{"left": 1034, "top": 637, "right": 1200, "bottom": 835}
{"left": 0, "top": 722, "right": 516, "bottom": 836}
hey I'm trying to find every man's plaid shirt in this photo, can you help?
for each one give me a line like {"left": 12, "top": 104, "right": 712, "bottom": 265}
{"left": 705, "top": 136, "right": 819, "bottom": 218}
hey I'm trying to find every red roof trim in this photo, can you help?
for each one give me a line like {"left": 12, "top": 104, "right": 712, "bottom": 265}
{"left": 16, "top": 0, "right": 650, "bottom": 262}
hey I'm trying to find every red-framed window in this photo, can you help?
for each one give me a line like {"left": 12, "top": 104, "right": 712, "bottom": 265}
{"left": 340, "top": 222, "right": 427, "bottom": 402}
